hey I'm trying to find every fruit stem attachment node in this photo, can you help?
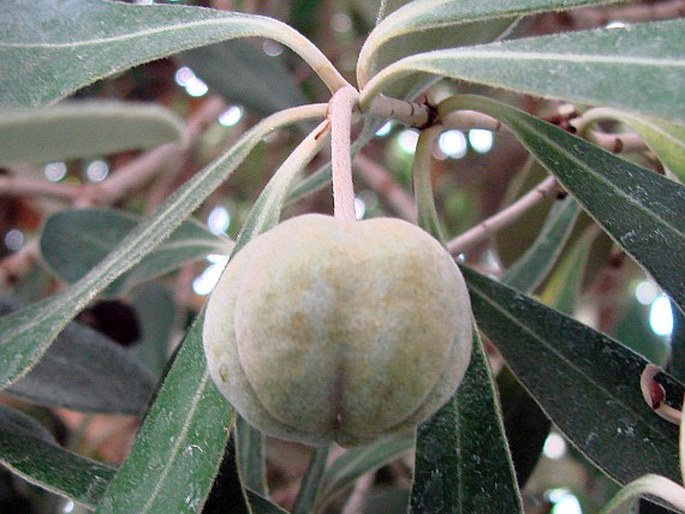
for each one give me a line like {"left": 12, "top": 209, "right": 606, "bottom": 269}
{"left": 329, "top": 86, "right": 360, "bottom": 221}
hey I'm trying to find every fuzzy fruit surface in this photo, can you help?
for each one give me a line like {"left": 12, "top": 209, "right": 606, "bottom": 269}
{"left": 203, "top": 214, "right": 473, "bottom": 446}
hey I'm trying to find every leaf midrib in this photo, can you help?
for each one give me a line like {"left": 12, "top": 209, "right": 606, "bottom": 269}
{"left": 0, "top": 15, "right": 260, "bottom": 49}
{"left": 415, "top": 49, "right": 685, "bottom": 69}
{"left": 138, "top": 368, "right": 212, "bottom": 513}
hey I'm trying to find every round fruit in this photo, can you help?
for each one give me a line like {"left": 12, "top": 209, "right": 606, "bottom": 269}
{"left": 203, "top": 214, "right": 472, "bottom": 446}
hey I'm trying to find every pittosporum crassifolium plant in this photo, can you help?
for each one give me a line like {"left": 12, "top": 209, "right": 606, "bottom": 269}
{"left": 0, "top": 1, "right": 684, "bottom": 512}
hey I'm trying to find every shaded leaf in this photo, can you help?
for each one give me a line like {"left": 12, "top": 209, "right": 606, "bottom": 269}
{"left": 503, "top": 197, "right": 581, "bottom": 293}
{"left": 442, "top": 95, "right": 685, "bottom": 315}
{"left": 0, "top": 104, "right": 325, "bottom": 390}
{"left": 317, "top": 433, "right": 413, "bottom": 510}
{"left": 0, "top": 404, "right": 115, "bottom": 509}
{"left": 129, "top": 283, "right": 177, "bottom": 379}
{"left": 498, "top": 368, "right": 551, "bottom": 486}
{"left": 96, "top": 315, "right": 234, "bottom": 514}
{"left": 671, "top": 306, "right": 685, "bottom": 383}
{"left": 464, "top": 266, "right": 684, "bottom": 484}
{"left": 202, "top": 436, "right": 251, "bottom": 514}
{"left": 539, "top": 225, "right": 599, "bottom": 315}
{"left": 246, "top": 489, "right": 289, "bottom": 514}
{"left": 180, "top": 39, "right": 305, "bottom": 117}
{"left": 0, "top": 0, "right": 346, "bottom": 109}
{"left": 40, "top": 208, "right": 230, "bottom": 296}
{"left": 1, "top": 299, "right": 155, "bottom": 415}
{"left": 0, "top": 101, "right": 183, "bottom": 165}
{"left": 0, "top": 404, "right": 54, "bottom": 443}
{"left": 359, "top": 0, "right": 616, "bottom": 88}
{"left": 361, "top": 19, "right": 685, "bottom": 125}
{"left": 292, "top": 447, "right": 329, "bottom": 514}
{"left": 410, "top": 329, "right": 523, "bottom": 513}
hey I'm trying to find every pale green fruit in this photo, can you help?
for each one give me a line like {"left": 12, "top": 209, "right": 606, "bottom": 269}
{"left": 203, "top": 214, "right": 472, "bottom": 446}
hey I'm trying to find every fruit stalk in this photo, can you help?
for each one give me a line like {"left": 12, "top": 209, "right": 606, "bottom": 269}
{"left": 330, "top": 86, "right": 360, "bottom": 221}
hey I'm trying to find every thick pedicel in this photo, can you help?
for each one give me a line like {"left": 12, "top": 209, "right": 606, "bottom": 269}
{"left": 203, "top": 214, "right": 473, "bottom": 447}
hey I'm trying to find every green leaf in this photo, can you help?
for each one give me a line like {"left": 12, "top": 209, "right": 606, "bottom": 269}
{"left": 441, "top": 95, "right": 685, "bottom": 315}
{"left": 410, "top": 329, "right": 523, "bottom": 513}
{"left": 358, "top": 0, "right": 616, "bottom": 88}
{"left": 503, "top": 197, "right": 581, "bottom": 293}
{"left": 360, "top": 19, "right": 685, "bottom": 125}
{"left": 0, "top": 404, "right": 115, "bottom": 509}
{"left": 538, "top": 225, "right": 599, "bottom": 315}
{"left": 232, "top": 119, "right": 329, "bottom": 255}
{"left": 0, "top": 104, "right": 325, "bottom": 390}
{"left": 180, "top": 39, "right": 305, "bottom": 117}
{"left": 246, "top": 489, "right": 289, "bottom": 514}
{"left": 578, "top": 108, "right": 685, "bottom": 183}
{"left": 1, "top": 299, "right": 154, "bottom": 415}
{"left": 0, "top": 0, "right": 347, "bottom": 109}
{"left": 235, "top": 416, "right": 266, "bottom": 495}
{"left": 317, "top": 433, "right": 414, "bottom": 510}
{"left": 96, "top": 314, "right": 234, "bottom": 514}
{"left": 129, "top": 283, "right": 177, "bottom": 379}
{"left": 0, "top": 101, "right": 183, "bottom": 165}
{"left": 464, "top": 266, "right": 684, "bottom": 484}
{"left": 412, "top": 126, "right": 445, "bottom": 242}
{"left": 292, "top": 447, "right": 329, "bottom": 514}
{"left": 40, "top": 208, "right": 230, "bottom": 296}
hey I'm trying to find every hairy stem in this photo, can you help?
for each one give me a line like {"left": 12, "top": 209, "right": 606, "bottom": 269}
{"left": 330, "top": 86, "right": 360, "bottom": 221}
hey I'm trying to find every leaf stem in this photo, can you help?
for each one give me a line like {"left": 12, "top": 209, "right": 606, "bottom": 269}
{"left": 330, "top": 86, "right": 360, "bottom": 220}
{"left": 412, "top": 125, "right": 445, "bottom": 242}
{"left": 447, "top": 176, "right": 559, "bottom": 255}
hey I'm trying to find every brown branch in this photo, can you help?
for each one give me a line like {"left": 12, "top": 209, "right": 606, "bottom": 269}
{"left": 0, "top": 176, "right": 80, "bottom": 201}
{"left": 447, "top": 175, "right": 559, "bottom": 255}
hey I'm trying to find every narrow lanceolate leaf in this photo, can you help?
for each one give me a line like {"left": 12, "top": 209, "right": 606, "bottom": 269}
{"left": 316, "top": 433, "right": 414, "bottom": 511}
{"left": 0, "top": 101, "right": 183, "bottom": 165}
{"left": 232, "top": 119, "right": 329, "bottom": 255}
{"left": 503, "top": 197, "right": 581, "bottom": 293}
{"left": 357, "top": 0, "right": 614, "bottom": 87}
{"left": 0, "top": 404, "right": 115, "bottom": 509}
{"left": 464, "top": 266, "right": 684, "bottom": 484}
{"left": 0, "top": 104, "right": 326, "bottom": 390}
{"left": 410, "top": 329, "right": 522, "bottom": 513}
{"left": 579, "top": 108, "right": 685, "bottom": 183}
{"left": 360, "top": 19, "right": 685, "bottom": 125}
{"left": 1, "top": 299, "right": 154, "bottom": 415}
{"left": 538, "top": 225, "right": 599, "bottom": 316}
{"left": 40, "top": 208, "right": 230, "bottom": 296}
{"left": 0, "top": 0, "right": 347, "bottom": 109}
{"left": 441, "top": 95, "right": 685, "bottom": 315}
{"left": 96, "top": 315, "right": 233, "bottom": 514}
